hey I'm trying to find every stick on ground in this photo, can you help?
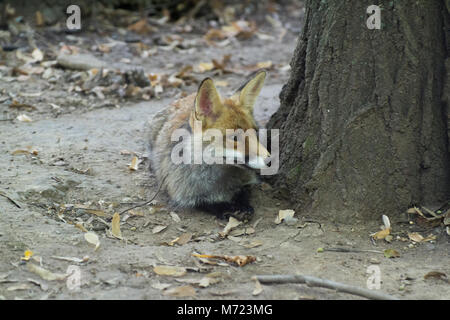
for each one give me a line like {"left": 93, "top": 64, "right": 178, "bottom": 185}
{"left": 254, "top": 274, "right": 399, "bottom": 300}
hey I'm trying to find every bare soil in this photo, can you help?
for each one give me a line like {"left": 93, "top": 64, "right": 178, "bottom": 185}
{"left": 0, "top": 2, "right": 449, "bottom": 300}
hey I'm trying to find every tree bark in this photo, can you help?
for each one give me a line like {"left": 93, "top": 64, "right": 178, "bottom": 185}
{"left": 268, "top": 0, "right": 450, "bottom": 221}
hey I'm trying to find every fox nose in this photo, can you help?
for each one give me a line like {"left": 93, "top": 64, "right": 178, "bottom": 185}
{"left": 246, "top": 142, "right": 271, "bottom": 169}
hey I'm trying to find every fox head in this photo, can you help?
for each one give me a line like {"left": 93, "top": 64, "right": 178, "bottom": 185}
{"left": 189, "top": 70, "right": 270, "bottom": 169}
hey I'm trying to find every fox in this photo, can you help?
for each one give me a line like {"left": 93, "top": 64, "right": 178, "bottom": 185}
{"left": 147, "top": 70, "right": 270, "bottom": 220}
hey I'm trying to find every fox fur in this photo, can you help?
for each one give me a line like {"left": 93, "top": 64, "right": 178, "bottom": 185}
{"left": 147, "top": 70, "right": 269, "bottom": 217}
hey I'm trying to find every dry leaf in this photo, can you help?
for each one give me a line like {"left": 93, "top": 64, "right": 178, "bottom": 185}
{"left": 169, "top": 233, "right": 192, "bottom": 246}
{"left": 84, "top": 232, "right": 100, "bottom": 250}
{"left": 195, "top": 62, "right": 214, "bottom": 73}
{"left": 408, "top": 232, "right": 436, "bottom": 243}
{"left": 35, "top": 11, "right": 44, "bottom": 26}
{"left": 424, "top": 271, "right": 447, "bottom": 281}
{"left": 129, "top": 156, "right": 139, "bottom": 171}
{"left": 51, "top": 256, "right": 89, "bottom": 263}
{"left": 382, "top": 215, "right": 391, "bottom": 229}
{"left": 252, "top": 279, "right": 263, "bottom": 296}
{"left": 192, "top": 253, "right": 256, "bottom": 267}
{"left": 9, "top": 100, "right": 37, "bottom": 110}
{"left": 31, "top": 48, "right": 44, "bottom": 62}
{"left": 11, "top": 146, "right": 38, "bottom": 156}
{"left": 152, "top": 225, "right": 167, "bottom": 234}
{"left": 243, "top": 240, "right": 263, "bottom": 248}
{"left": 151, "top": 281, "right": 172, "bottom": 290}
{"left": 7, "top": 283, "right": 32, "bottom": 291}
{"left": 21, "top": 250, "right": 33, "bottom": 261}
{"left": 153, "top": 265, "right": 187, "bottom": 277}
{"left": 75, "top": 222, "right": 88, "bottom": 233}
{"left": 163, "top": 285, "right": 196, "bottom": 297}
{"left": 383, "top": 249, "right": 400, "bottom": 258}
{"left": 17, "top": 114, "right": 33, "bottom": 122}
{"left": 127, "top": 19, "right": 156, "bottom": 34}
{"left": 27, "top": 263, "right": 67, "bottom": 281}
{"left": 82, "top": 208, "right": 106, "bottom": 217}
{"left": 111, "top": 212, "right": 122, "bottom": 239}
{"left": 408, "top": 232, "right": 424, "bottom": 243}
{"left": 169, "top": 211, "right": 181, "bottom": 223}
{"left": 274, "top": 209, "right": 295, "bottom": 224}
{"left": 372, "top": 228, "right": 391, "bottom": 240}
{"left": 214, "top": 80, "right": 229, "bottom": 87}
{"left": 219, "top": 216, "right": 242, "bottom": 237}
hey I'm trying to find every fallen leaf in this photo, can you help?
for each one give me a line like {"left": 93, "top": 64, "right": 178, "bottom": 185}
{"left": 169, "top": 211, "right": 181, "bottom": 223}
{"left": 11, "top": 146, "right": 38, "bottom": 156}
{"left": 274, "top": 209, "right": 295, "bottom": 224}
{"left": 408, "top": 232, "right": 436, "bottom": 243}
{"left": 192, "top": 253, "right": 256, "bottom": 267}
{"left": 163, "top": 285, "right": 196, "bottom": 297}
{"left": 129, "top": 156, "right": 139, "bottom": 171}
{"left": 7, "top": 283, "right": 32, "bottom": 291}
{"left": 31, "top": 48, "right": 44, "bottom": 62}
{"left": 371, "top": 228, "right": 391, "bottom": 240}
{"left": 35, "top": 11, "right": 44, "bottom": 26}
{"left": 27, "top": 263, "right": 67, "bottom": 281}
{"left": 383, "top": 249, "right": 400, "bottom": 258}
{"left": 51, "top": 256, "right": 89, "bottom": 263}
{"left": 127, "top": 18, "right": 157, "bottom": 34}
{"left": 195, "top": 62, "right": 214, "bottom": 73}
{"left": 84, "top": 232, "right": 100, "bottom": 250}
{"left": 21, "top": 250, "right": 33, "bottom": 261}
{"left": 198, "top": 276, "right": 219, "bottom": 288}
{"left": 408, "top": 232, "right": 424, "bottom": 243}
{"left": 9, "top": 100, "right": 37, "bottom": 111}
{"left": 214, "top": 80, "right": 229, "bottom": 87}
{"left": 152, "top": 225, "right": 167, "bottom": 234}
{"left": 111, "top": 212, "right": 122, "bottom": 239}
{"left": 17, "top": 114, "right": 33, "bottom": 122}
{"left": 424, "top": 271, "right": 447, "bottom": 281}
{"left": 151, "top": 281, "right": 172, "bottom": 290}
{"left": 382, "top": 215, "right": 391, "bottom": 229}
{"left": 75, "top": 222, "right": 88, "bottom": 233}
{"left": 81, "top": 208, "right": 106, "bottom": 217}
{"left": 252, "top": 279, "right": 263, "bottom": 296}
{"left": 219, "top": 216, "right": 242, "bottom": 237}
{"left": 243, "top": 240, "right": 263, "bottom": 248}
{"left": 169, "top": 232, "right": 192, "bottom": 246}
{"left": 153, "top": 265, "right": 187, "bottom": 277}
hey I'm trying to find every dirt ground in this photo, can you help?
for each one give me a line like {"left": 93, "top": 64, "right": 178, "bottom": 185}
{"left": 0, "top": 2, "right": 449, "bottom": 300}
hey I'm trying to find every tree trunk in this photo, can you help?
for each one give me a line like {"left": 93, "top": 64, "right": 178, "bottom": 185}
{"left": 268, "top": 0, "right": 450, "bottom": 221}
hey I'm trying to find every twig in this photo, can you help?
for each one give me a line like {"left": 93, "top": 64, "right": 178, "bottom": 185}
{"left": 118, "top": 175, "right": 166, "bottom": 215}
{"left": 414, "top": 206, "right": 443, "bottom": 221}
{"left": 0, "top": 191, "right": 21, "bottom": 208}
{"left": 254, "top": 274, "right": 399, "bottom": 300}
{"left": 323, "top": 247, "right": 384, "bottom": 254}
{"left": 421, "top": 206, "right": 440, "bottom": 218}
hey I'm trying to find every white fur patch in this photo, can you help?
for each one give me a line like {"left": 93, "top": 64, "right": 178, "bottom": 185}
{"left": 247, "top": 156, "right": 267, "bottom": 169}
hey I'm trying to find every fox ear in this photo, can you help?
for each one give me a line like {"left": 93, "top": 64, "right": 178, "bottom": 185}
{"left": 194, "top": 78, "right": 222, "bottom": 121}
{"left": 238, "top": 70, "right": 266, "bottom": 112}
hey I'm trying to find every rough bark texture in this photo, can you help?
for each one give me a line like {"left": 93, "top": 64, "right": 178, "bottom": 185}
{"left": 268, "top": 0, "right": 450, "bottom": 221}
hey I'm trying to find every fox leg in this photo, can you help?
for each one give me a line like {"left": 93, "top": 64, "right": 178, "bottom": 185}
{"left": 199, "top": 187, "right": 254, "bottom": 221}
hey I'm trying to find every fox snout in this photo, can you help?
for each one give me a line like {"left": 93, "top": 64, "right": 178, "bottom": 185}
{"left": 245, "top": 133, "right": 271, "bottom": 170}
{"left": 221, "top": 130, "right": 271, "bottom": 170}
